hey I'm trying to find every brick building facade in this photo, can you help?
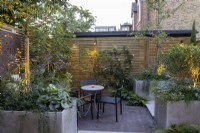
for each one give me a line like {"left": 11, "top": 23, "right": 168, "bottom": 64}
{"left": 131, "top": 0, "right": 200, "bottom": 40}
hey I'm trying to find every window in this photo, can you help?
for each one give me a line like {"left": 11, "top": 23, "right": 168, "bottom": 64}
{"left": 109, "top": 28, "right": 115, "bottom": 31}
{"left": 121, "top": 27, "right": 129, "bottom": 31}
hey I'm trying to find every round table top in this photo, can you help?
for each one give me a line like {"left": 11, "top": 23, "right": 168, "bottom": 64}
{"left": 81, "top": 85, "right": 104, "bottom": 91}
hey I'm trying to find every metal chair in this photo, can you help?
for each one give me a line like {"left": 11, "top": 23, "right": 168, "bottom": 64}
{"left": 78, "top": 94, "right": 94, "bottom": 120}
{"left": 97, "top": 86, "right": 123, "bottom": 122}
{"left": 70, "top": 91, "right": 94, "bottom": 125}
{"left": 79, "top": 80, "right": 97, "bottom": 97}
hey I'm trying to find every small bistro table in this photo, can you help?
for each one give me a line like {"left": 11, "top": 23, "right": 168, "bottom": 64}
{"left": 81, "top": 85, "right": 104, "bottom": 116}
{"left": 81, "top": 85, "right": 104, "bottom": 92}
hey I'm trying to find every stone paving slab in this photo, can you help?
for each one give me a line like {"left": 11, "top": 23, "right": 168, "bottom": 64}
{"left": 78, "top": 131, "right": 146, "bottom": 133}
{"left": 78, "top": 101, "right": 154, "bottom": 133}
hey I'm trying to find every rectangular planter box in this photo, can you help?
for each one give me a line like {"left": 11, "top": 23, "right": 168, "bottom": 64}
{"left": 134, "top": 80, "right": 153, "bottom": 100}
{"left": 134, "top": 80, "right": 168, "bottom": 100}
{"left": 0, "top": 103, "right": 77, "bottom": 133}
{"left": 134, "top": 80, "right": 169, "bottom": 117}
{"left": 155, "top": 100, "right": 200, "bottom": 129}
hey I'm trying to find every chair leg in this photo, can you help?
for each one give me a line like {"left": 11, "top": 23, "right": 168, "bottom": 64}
{"left": 100, "top": 91, "right": 102, "bottom": 109}
{"left": 103, "top": 103, "right": 105, "bottom": 113}
{"left": 120, "top": 100, "right": 122, "bottom": 115}
{"left": 91, "top": 102, "right": 93, "bottom": 120}
{"left": 77, "top": 111, "right": 78, "bottom": 126}
{"left": 97, "top": 101, "right": 99, "bottom": 119}
{"left": 115, "top": 103, "right": 118, "bottom": 122}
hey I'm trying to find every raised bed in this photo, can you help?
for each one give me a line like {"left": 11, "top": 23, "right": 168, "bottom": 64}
{"left": 155, "top": 100, "right": 200, "bottom": 129}
{"left": 0, "top": 103, "right": 77, "bottom": 133}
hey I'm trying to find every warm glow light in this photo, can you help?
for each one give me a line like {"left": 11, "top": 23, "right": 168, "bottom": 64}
{"left": 88, "top": 49, "right": 97, "bottom": 57}
{"left": 72, "top": 43, "right": 78, "bottom": 49}
{"left": 157, "top": 64, "right": 166, "bottom": 76}
{"left": 190, "top": 67, "right": 200, "bottom": 87}
{"left": 179, "top": 43, "right": 187, "bottom": 47}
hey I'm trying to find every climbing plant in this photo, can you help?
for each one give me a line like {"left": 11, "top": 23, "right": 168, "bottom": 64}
{"left": 86, "top": 46, "right": 134, "bottom": 89}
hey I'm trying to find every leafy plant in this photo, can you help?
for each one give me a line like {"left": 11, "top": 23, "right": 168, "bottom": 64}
{"left": 154, "top": 124, "right": 200, "bottom": 133}
{"left": 152, "top": 79, "right": 200, "bottom": 102}
{"left": 0, "top": 71, "right": 74, "bottom": 112}
{"left": 159, "top": 45, "right": 200, "bottom": 87}
{"left": 121, "top": 89, "right": 148, "bottom": 106}
{"left": 0, "top": 75, "right": 40, "bottom": 111}
{"left": 85, "top": 46, "right": 134, "bottom": 89}
{"left": 127, "top": 93, "right": 148, "bottom": 106}
{"left": 37, "top": 84, "right": 73, "bottom": 111}
{"left": 139, "top": 68, "right": 170, "bottom": 80}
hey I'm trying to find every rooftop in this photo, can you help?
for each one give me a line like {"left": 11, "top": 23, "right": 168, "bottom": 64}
{"left": 75, "top": 30, "right": 193, "bottom": 38}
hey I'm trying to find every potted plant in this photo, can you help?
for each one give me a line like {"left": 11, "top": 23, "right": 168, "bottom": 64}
{"left": 153, "top": 44, "right": 200, "bottom": 129}
{"left": 0, "top": 71, "right": 77, "bottom": 133}
{"left": 134, "top": 67, "right": 170, "bottom": 117}
{"left": 134, "top": 68, "right": 170, "bottom": 100}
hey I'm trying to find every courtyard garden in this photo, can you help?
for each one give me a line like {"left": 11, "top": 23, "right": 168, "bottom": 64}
{"left": 0, "top": 0, "right": 200, "bottom": 133}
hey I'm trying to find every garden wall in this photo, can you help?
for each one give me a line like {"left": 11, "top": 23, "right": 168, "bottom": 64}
{"left": 69, "top": 36, "right": 190, "bottom": 88}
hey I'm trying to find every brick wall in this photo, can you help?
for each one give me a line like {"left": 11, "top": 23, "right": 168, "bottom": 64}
{"left": 133, "top": 0, "right": 200, "bottom": 39}
{"left": 162, "top": 0, "right": 200, "bottom": 39}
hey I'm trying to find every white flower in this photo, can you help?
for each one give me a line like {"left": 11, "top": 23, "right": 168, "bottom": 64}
{"left": 11, "top": 74, "right": 21, "bottom": 82}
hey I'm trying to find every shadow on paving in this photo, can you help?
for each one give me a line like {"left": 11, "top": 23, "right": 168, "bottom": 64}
{"left": 78, "top": 101, "right": 155, "bottom": 133}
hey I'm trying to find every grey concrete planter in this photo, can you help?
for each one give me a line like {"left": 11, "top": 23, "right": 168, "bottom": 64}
{"left": 134, "top": 80, "right": 168, "bottom": 100}
{"left": 134, "top": 80, "right": 154, "bottom": 100}
{"left": 0, "top": 103, "right": 77, "bottom": 133}
{"left": 134, "top": 80, "right": 169, "bottom": 117}
{"left": 155, "top": 100, "right": 200, "bottom": 129}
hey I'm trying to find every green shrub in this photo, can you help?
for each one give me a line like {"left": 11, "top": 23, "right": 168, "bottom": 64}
{"left": 87, "top": 46, "right": 134, "bottom": 89}
{"left": 0, "top": 76, "right": 40, "bottom": 111}
{"left": 154, "top": 124, "right": 200, "bottom": 133}
{"left": 37, "top": 84, "right": 73, "bottom": 111}
{"left": 0, "top": 73, "right": 74, "bottom": 111}
{"left": 121, "top": 89, "right": 148, "bottom": 106}
{"left": 152, "top": 79, "right": 200, "bottom": 102}
{"left": 139, "top": 68, "right": 170, "bottom": 81}
{"left": 159, "top": 45, "right": 200, "bottom": 87}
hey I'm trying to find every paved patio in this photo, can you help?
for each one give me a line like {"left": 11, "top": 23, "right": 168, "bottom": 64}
{"left": 78, "top": 101, "right": 155, "bottom": 133}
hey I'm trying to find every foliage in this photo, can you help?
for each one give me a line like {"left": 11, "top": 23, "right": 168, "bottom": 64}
{"left": 154, "top": 124, "right": 200, "bottom": 133}
{"left": 85, "top": 46, "right": 134, "bottom": 89}
{"left": 121, "top": 89, "right": 148, "bottom": 106}
{"left": 0, "top": 0, "right": 95, "bottom": 33}
{"left": 139, "top": 68, "right": 170, "bottom": 80}
{"left": 0, "top": 72, "right": 74, "bottom": 111}
{"left": 146, "top": 0, "right": 184, "bottom": 61}
{"left": 37, "top": 84, "right": 73, "bottom": 111}
{"left": 0, "top": 0, "right": 96, "bottom": 83}
{"left": 190, "top": 20, "right": 197, "bottom": 46}
{"left": 0, "top": 75, "right": 40, "bottom": 111}
{"left": 0, "top": 0, "right": 91, "bottom": 112}
{"left": 159, "top": 45, "right": 200, "bottom": 87}
{"left": 152, "top": 79, "right": 200, "bottom": 102}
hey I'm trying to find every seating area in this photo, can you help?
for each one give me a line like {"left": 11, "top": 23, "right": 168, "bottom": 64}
{"left": 77, "top": 80, "right": 154, "bottom": 132}
{"left": 1, "top": 1, "right": 200, "bottom": 133}
{"left": 78, "top": 101, "right": 154, "bottom": 132}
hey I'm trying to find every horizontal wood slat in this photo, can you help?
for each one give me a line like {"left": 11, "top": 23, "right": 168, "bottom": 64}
{"left": 69, "top": 37, "right": 190, "bottom": 88}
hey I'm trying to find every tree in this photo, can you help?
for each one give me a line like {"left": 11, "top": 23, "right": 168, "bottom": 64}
{"left": 190, "top": 20, "right": 197, "bottom": 46}
{"left": 0, "top": 0, "right": 96, "bottom": 83}
{"left": 146, "top": 0, "right": 184, "bottom": 62}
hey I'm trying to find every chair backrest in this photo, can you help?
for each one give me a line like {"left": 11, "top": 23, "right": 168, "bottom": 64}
{"left": 115, "top": 86, "right": 124, "bottom": 98}
{"left": 80, "top": 80, "right": 96, "bottom": 87}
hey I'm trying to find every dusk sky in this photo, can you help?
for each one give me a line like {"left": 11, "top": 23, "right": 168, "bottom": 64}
{"left": 70, "top": 0, "right": 134, "bottom": 30}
